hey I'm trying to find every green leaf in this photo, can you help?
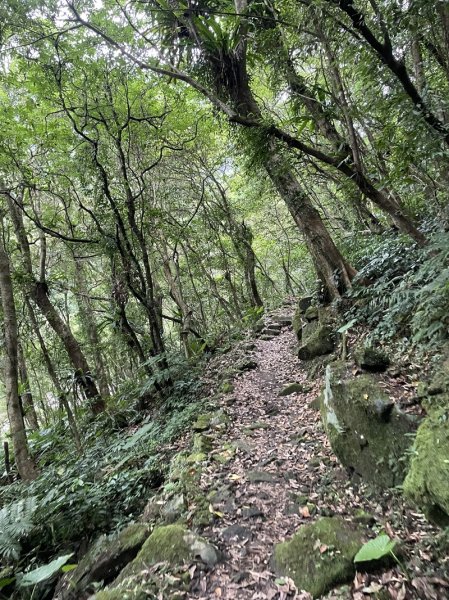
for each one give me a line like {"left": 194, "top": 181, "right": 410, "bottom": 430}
{"left": 0, "top": 577, "right": 15, "bottom": 590}
{"left": 19, "top": 554, "right": 74, "bottom": 587}
{"left": 354, "top": 535, "right": 397, "bottom": 563}
{"left": 337, "top": 318, "right": 357, "bottom": 334}
{"left": 61, "top": 564, "right": 78, "bottom": 573}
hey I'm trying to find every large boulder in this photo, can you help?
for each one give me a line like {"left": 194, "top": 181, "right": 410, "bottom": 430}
{"left": 272, "top": 516, "right": 368, "bottom": 598}
{"left": 93, "top": 525, "right": 220, "bottom": 599}
{"left": 320, "top": 362, "right": 417, "bottom": 487}
{"left": 403, "top": 357, "right": 449, "bottom": 526}
{"left": 54, "top": 523, "right": 149, "bottom": 599}
{"left": 298, "top": 325, "right": 335, "bottom": 360}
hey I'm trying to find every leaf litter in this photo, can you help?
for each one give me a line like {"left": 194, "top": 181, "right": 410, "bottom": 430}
{"left": 180, "top": 320, "right": 448, "bottom": 599}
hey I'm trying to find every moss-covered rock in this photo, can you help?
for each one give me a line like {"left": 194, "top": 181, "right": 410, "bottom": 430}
{"left": 193, "top": 433, "right": 214, "bottom": 454}
{"left": 354, "top": 345, "right": 390, "bottom": 372}
{"left": 304, "top": 306, "right": 319, "bottom": 322}
{"left": 192, "top": 410, "right": 229, "bottom": 432}
{"left": 298, "top": 325, "right": 335, "bottom": 360}
{"left": 221, "top": 380, "right": 234, "bottom": 394}
{"left": 278, "top": 382, "right": 308, "bottom": 396}
{"left": 403, "top": 395, "right": 449, "bottom": 526}
{"left": 273, "top": 517, "right": 368, "bottom": 598}
{"left": 109, "top": 525, "right": 219, "bottom": 588}
{"left": 54, "top": 523, "right": 150, "bottom": 599}
{"left": 292, "top": 307, "right": 303, "bottom": 342}
{"left": 320, "top": 362, "right": 417, "bottom": 487}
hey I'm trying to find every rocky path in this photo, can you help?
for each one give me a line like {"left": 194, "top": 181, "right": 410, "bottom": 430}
{"left": 187, "top": 322, "right": 444, "bottom": 600}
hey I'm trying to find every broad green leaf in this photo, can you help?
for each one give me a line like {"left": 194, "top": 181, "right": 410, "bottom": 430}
{"left": 19, "top": 554, "right": 74, "bottom": 587}
{"left": 354, "top": 535, "right": 396, "bottom": 563}
{"left": 337, "top": 319, "right": 357, "bottom": 334}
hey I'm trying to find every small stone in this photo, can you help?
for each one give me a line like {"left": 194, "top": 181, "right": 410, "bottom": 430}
{"left": 237, "top": 359, "right": 258, "bottom": 372}
{"left": 242, "top": 507, "right": 264, "bottom": 519}
{"left": 265, "top": 402, "right": 280, "bottom": 416}
{"left": 162, "top": 494, "right": 186, "bottom": 523}
{"left": 246, "top": 470, "right": 278, "bottom": 483}
{"left": 222, "top": 524, "right": 253, "bottom": 541}
{"left": 244, "top": 421, "right": 270, "bottom": 432}
{"left": 278, "top": 382, "right": 307, "bottom": 396}
{"left": 234, "top": 440, "right": 253, "bottom": 455}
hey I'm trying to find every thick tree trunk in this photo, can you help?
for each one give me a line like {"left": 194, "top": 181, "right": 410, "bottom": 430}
{"left": 264, "top": 148, "right": 356, "bottom": 299}
{"left": 0, "top": 244, "right": 38, "bottom": 481}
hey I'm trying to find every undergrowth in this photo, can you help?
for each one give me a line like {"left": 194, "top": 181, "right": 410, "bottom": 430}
{"left": 0, "top": 352, "right": 206, "bottom": 588}
{"left": 344, "top": 230, "right": 449, "bottom": 348}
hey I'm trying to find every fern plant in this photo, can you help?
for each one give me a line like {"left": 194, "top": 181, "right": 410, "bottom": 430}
{"left": 0, "top": 496, "right": 38, "bottom": 561}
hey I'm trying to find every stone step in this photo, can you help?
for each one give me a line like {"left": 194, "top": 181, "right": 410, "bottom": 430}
{"left": 260, "top": 334, "right": 276, "bottom": 341}
{"left": 263, "top": 322, "right": 283, "bottom": 331}
{"left": 261, "top": 328, "right": 281, "bottom": 337}
{"left": 271, "top": 315, "right": 292, "bottom": 325}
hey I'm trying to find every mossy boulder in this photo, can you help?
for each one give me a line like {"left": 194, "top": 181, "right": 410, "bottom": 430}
{"left": 320, "top": 362, "right": 417, "bottom": 487}
{"left": 298, "top": 325, "right": 335, "bottom": 360}
{"left": 54, "top": 523, "right": 149, "bottom": 599}
{"left": 110, "top": 525, "right": 218, "bottom": 586}
{"left": 273, "top": 517, "right": 368, "bottom": 598}
{"left": 354, "top": 345, "right": 390, "bottom": 372}
{"left": 403, "top": 394, "right": 449, "bottom": 526}
{"left": 278, "top": 382, "right": 308, "bottom": 396}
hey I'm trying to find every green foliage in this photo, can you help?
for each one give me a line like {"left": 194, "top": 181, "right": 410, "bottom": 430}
{"left": 346, "top": 231, "right": 449, "bottom": 347}
{"left": 18, "top": 554, "right": 73, "bottom": 587}
{"left": 354, "top": 534, "right": 397, "bottom": 563}
{"left": 0, "top": 497, "right": 38, "bottom": 562}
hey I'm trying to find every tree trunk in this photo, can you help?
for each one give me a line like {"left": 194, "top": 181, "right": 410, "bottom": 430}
{"left": 264, "top": 147, "right": 356, "bottom": 299}
{"left": 6, "top": 194, "right": 105, "bottom": 414}
{"left": 73, "top": 256, "right": 111, "bottom": 399}
{"left": 17, "top": 342, "right": 39, "bottom": 431}
{"left": 0, "top": 243, "right": 38, "bottom": 481}
{"left": 25, "top": 297, "right": 82, "bottom": 452}
{"left": 32, "top": 282, "right": 105, "bottom": 414}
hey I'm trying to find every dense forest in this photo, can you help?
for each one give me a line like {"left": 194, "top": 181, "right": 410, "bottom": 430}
{"left": 0, "top": 0, "right": 449, "bottom": 598}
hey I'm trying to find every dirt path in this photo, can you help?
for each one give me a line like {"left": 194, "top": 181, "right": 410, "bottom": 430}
{"left": 188, "top": 324, "right": 443, "bottom": 600}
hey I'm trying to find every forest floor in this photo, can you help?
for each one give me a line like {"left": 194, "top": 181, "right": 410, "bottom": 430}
{"left": 177, "top": 319, "right": 448, "bottom": 600}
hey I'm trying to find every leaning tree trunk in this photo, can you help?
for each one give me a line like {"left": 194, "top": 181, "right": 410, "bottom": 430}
{"left": 0, "top": 244, "right": 38, "bottom": 481}
{"left": 6, "top": 194, "right": 105, "bottom": 415}
{"left": 25, "top": 297, "right": 82, "bottom": 452}
{"left": 264, "top": 148, "right": 356, "bottom": 299}
{"left": 32, "top": 282, "right": 105, "bottom": 414}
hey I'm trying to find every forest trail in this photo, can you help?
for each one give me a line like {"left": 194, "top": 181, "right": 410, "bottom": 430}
{"left": 191, "top": 322, "right": 330, "bottom": 598}
{"left": 186, "top": 315, "right": 439, "bottom": 600}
